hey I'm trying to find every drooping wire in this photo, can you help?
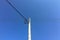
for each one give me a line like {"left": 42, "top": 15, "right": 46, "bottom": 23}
{"left": 6, "top": 0, "right": 28, "bottom": 24}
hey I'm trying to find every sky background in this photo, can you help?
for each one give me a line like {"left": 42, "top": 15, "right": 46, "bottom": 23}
{"left": 0, "top": 0, "right": 60, "bottom": 40}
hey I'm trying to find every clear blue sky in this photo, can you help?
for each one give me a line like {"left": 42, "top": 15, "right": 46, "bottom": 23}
{"left": 0, "top": 0, "right": 60, "bottom": 40}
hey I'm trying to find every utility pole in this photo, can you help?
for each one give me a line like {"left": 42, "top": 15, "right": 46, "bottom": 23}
{"left": 6, "top": 0, "right": 31, "bottom": 40}
{"left": 28, "top": 18, "right": 31, "bottom": 40}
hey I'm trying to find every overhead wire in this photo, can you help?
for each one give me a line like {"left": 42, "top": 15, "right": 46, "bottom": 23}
{"left": 6, "top": 0, "right": 28, "bottom": 24}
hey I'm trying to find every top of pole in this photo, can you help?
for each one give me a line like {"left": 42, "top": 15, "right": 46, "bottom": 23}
{"left": 28, "top": 17, "right": 31, "bottom": 24}
{"left": 6, "top": 0, "right": 28, "bottom": 24}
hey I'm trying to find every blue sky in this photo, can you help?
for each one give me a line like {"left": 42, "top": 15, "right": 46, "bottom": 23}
{"left": 0, "top": 0, "right": 60, "bottom": 40}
